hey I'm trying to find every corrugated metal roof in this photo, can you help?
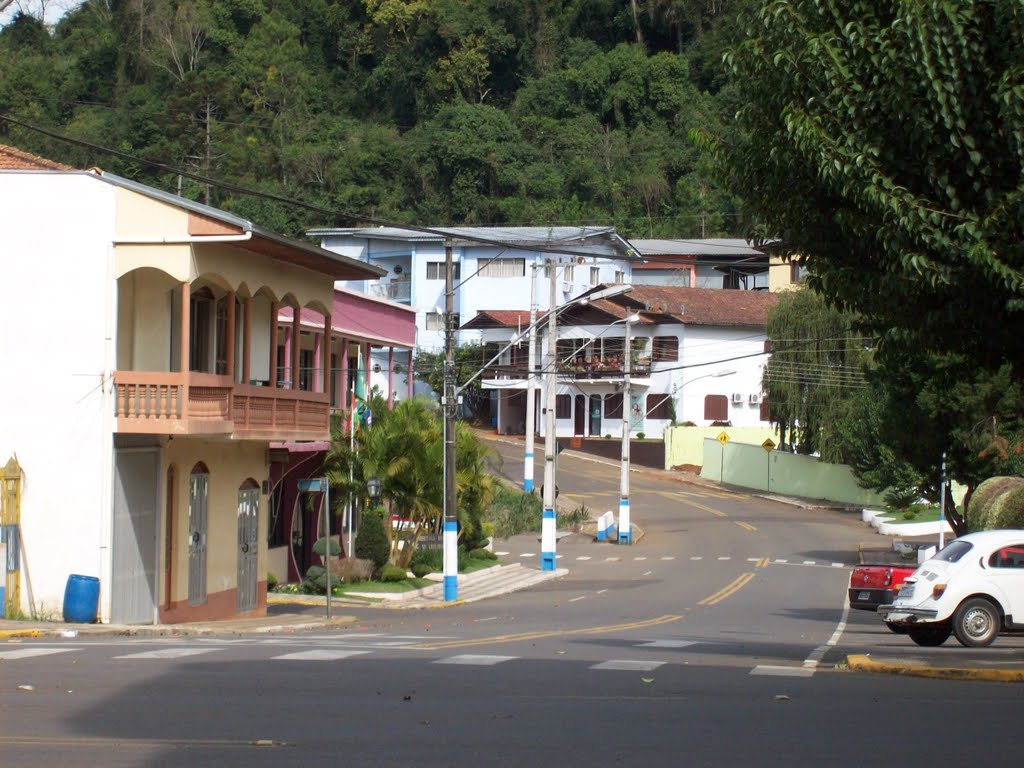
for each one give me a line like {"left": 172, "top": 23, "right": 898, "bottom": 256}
{"left": 631, "top": 238, "right": 765, "bottom": 258}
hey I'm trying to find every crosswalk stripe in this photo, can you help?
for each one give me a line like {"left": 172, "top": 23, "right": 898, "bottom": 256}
{"left": 591, "top": 659, "right": 665, "bottom": 672}
{"left": 114, "top": 648, "right": 222, "bottom": 660}
{"left": 637, "top": 640, "right": 695, "bottom": 648}
{"left": 273, "top": 650, "right": 368, "bottom": 661}
{"left": 0, "top": 648, "right": 77, "bottom": 660}
{"left": 435, "top": 655, "right": 517, "bottom": 666}
{"left": 750, "top": 665, "right": 815, "bottom": 678}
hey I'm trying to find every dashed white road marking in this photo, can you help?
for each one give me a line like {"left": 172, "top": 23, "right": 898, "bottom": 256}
{"left": 436, "top": 655, "right": 517, "bottom": 666}
{"left": 494, "top": 551, "right": 510, "bottom": 556}
{"left": 831, "top": 563, "right": 844, "bottom": 568}
{"left": 576, "top": 556, "right": 592, "bottom": 561}
{"left": 596, "top": 589, "right": 609, "bottom": 594}
{"left": 519, "top": 553, "right": 536, "bottom": 558}
{"left": 642, "top": 570, "right": 653, "bottom": 576}
{"left": 569, "top": 596, "right": 587, "bottom": 603}
{"left": 605, "top": 557, "right": 620, "bottom": 562}
{"left": 717, "top": 556, "right": 731, "bottom": 561}
{"left": 750, "top": 665, "right": 814, "bottom": 678}
{"left": 0, "top": 648, "right": 77, "bottom": 660}
{"left": 775, "top": 559, "right": 788, "bottom": 564}
{"left": 592, "top": 659, "right": 665, "bottom": 672}
{"left": 747, "top": 558, "right": 762, "bottom": 563}
{"left": 638, "top": 640, "right": 696, "bottom": 649}
{"left": 274, "top": 650, "right": 369, "bottom": 661}
{"left": 633, "top": 556, "right": 648, "bottom": 561}
{"left": 690, "top": 556, "right": 703, "bottom": 561}
{"left": 114, "top": 648, "right": 221, "bottom": 660}
{"left": 802, "top": 560, "right": 816, "bottom": 565}
{"left": 660, "top": 557, "right": 675, "bottom": 561}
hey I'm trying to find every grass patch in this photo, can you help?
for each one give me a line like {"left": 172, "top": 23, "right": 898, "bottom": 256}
{"left": 884, "top": 502, "right": 942, "bottom": 524}
{"left": 335, "top": 578, "right": 434, "bottom": 594}
{"left": 484, "top": 482, "right": 593, "bottom": 537}
{"left": 460, "top": 558, "right": 502, "bottom": 575}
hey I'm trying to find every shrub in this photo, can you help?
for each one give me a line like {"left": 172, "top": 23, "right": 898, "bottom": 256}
{"left": 355, "top": 507, "right": 390, "bottom": 574}
{"left": 558, "top": 504, "right": 592, "bottom": 530}
{"left": 410, "top": 547, "right": 444, "bottom": 572}
{"left": 411, "top": 563, "right": 433, "bottom": 578}
{"left": 486, "top": 483, "right": 542, "bottom": 538}
{"left": 605, "top": 434, "right": 612, "bottom": 439}
{"left": 266, "top": 572, "right": 278, "bottom": 591}
{"left": 469, "top": 548, "right": 497, "bottom": 560}
{"left": 968, "top": 477, "right": 1024, "bottom": 531}
{"left": 302, "top": 565, "right": 327, "bottom": 593}
{"left": 313, "top": 536, "right": 342, "bottom": 557}
{"left": 331, "top": 557, "right": 374, "bottom": 583}
{"left": 637, "top": 432, "right": 646, "bottom": 439}
{"left": 989, "top": 485, "right": 1024, "bottom": 529}
{"left": 380, "top": 563, "right": 408, "bottom": 582}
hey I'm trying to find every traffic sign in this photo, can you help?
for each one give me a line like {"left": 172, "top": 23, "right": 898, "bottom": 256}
{"left": 717, "top": 431, "right": 730, "bottom": 446}
{"left": 762, "top": 438, "right": 776, "bottom": 453}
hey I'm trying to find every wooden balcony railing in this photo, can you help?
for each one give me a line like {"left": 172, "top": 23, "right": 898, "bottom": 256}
{"left": 480, "top": 360, "right": 652, "bottom": 382}
{"left": 113, "top": 371, "right": 330, "bottom": 440}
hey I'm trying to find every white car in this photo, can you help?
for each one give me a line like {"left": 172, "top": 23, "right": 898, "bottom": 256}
{"left": 877, "top": 529, "right": 1024, "bottom": 648}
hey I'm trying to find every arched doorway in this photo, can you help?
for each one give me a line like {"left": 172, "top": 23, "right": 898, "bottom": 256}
{"left": 188, "top": 463, "right": 209, "bottom": 606}
{"left": 237, "top": 479, "right": 260, "bottom": 612}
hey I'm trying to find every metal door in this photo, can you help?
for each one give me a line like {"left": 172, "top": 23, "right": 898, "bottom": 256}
{"left": 574, "top": 395, "right": 586, "bottom": 436}
{"left": 236, "top": 484, "right": 259, "bottom": 612}
{"left": 188, "top": 468, "right": 209, "bottom": 605}
{"left": 112, "top": 449, "right": 159, "bottom": 624}
{"left": 589, "top": 395, "right": 602, "bottom": 436}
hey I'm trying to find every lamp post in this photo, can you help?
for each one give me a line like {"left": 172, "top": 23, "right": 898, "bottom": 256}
{"left": 618, "top": 313, "right": 640, "bottom": 545}
{"left": 541, "top": 259, "right": 559, "bottom": 570}
{"left": 524, "top": 263, "right": 538, "bottom": 492}
{"left": 367, "top": 477, "right": 381, "bottom": 507}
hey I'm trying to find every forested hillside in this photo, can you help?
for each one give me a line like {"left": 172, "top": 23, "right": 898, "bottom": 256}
{"left": 0, "top": 0, "right": 749, "bottom": 238}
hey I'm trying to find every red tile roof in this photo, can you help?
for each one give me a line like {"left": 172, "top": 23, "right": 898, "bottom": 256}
{"left": 0, "top": 144, "right": 74, "bottom": 170}
{"left": 461, "top": 309, "right": 549, "bottom": 330}
{"left": 610, "top": 285, "right": 779, "bottom": 327}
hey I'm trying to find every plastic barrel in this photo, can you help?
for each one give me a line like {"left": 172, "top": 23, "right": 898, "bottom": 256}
{"left": 63, "top": 574, "right": 100, "bottom": 623}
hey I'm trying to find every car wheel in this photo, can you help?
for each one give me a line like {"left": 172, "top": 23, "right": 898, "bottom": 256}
{"left": 885, "top": 622, "right": 909, "bottom": 634}
{"left": 908, "top": 623, "right": 952, "bottom": 647}
{"left": 953, "top": 597, "right": 1001, "bottom": 648}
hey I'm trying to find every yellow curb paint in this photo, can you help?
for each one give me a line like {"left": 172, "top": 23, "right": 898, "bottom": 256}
{"left": 697, "top": 573, "right": 755, "bottom": 606}
{"left": 413, "top": 614, "right": 681, "bottom": 650}
{"left": 846, "top": 654, "right": 1024, "bottom": 683}
{"left": 0, "top": 629, "right": 42, "bottom": 639}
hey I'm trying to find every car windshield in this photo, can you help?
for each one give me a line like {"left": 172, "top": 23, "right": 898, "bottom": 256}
{"left": 933, "top": 540, "right": 973, "bottom": 563}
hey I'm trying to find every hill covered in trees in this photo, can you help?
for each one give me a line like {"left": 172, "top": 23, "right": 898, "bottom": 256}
{"left": 0, "top": 0, "right": 750, "bottom": 238}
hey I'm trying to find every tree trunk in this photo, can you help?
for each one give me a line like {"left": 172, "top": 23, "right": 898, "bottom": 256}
{"left": 945, "top": 482, "right": 968, "bottom": 538}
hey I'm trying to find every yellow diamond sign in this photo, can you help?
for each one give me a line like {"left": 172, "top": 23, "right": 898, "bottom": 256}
{"left": 717, "top": 431, "right": 730, "bottom": 446}
{"left": 762, "top": 438, "right": 776, "bottom": 453}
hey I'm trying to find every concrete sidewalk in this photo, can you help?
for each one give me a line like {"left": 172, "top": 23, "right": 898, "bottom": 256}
{"left": 0, "top": 562, "right": 567, "bottom": 639}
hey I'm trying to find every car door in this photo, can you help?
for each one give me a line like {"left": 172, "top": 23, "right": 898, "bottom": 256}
{"left": 985, "top": 542, "right": 1024, "bottom": 626}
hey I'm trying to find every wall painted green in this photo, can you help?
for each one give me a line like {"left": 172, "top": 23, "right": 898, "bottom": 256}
{"left": 699, "top": 438, "right": 887, "bottom": 507}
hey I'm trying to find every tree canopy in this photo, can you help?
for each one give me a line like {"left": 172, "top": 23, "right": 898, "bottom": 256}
{"left": 721, "top": 1, "right": 1024, "bottom": 376}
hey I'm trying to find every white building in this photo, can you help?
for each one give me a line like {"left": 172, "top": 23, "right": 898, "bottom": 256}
{"left": 462, "top": 285, "right": 778, "bottom": 440}
{"left": 307, "top": 226, "right": 641, "bottom": 360}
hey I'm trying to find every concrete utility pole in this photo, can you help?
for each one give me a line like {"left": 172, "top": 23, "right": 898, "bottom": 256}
{"left": 541, "top": 259, "right": 558, "bottom": 570}
{"left": 443, "top": 238, "right": 458, "bottom": 600}
{"left": 524, "top": 263, "right": 538, "bottom": 493}
{"left": 619, "top": 315, "right": 633, "bottom": 544}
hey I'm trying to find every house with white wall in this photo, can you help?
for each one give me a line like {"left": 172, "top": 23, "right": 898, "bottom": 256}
{"left": 307, "top": 226, "right": 640, "bottom": 360}
{"left": 462, "top": 285, "right": 778, "bottom": 440}
{"left": 0, "top": 144, "right": 385, "bottom": 624}
{"left": 629, "top": 239, "right": 770, "bottom": 290}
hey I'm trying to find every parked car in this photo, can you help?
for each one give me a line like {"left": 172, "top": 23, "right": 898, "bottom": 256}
{"left": 848, "top": 563, "right": 917, "bottom": 615}
{"left": 878, "top": 530, "right": 1024, "bottom": 648}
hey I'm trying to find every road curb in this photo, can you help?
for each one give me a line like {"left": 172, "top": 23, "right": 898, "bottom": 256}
{"left": 0, "top": 629, "right": 42, "bottom": 639}
{"left": 846, "top": 654, "right": 1024, "bottom": 682}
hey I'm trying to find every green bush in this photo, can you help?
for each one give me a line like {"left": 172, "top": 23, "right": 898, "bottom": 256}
{"left": 411, "top": 563, "right": 433, "bottom": 578}
{"left": 411, "top": 547, "right": 443, "bottom": 572}
{"left": 988, "top": 485, "right": 1024, "bottom": 529}
{"left": 486, "top": 483, "right": 542, "bottom": 538}
{"left": 331, "top": 557, "right": 374, "bottom": 583}
{"left": 355, "top": 507, "right": 390, "bottom": 574}
{"left": 637, "top": 432, "right": 646, "bottom": 439}
{"left": 313, "top": 536, "right": 342, "bottom": 557}
{"left": 380, "top": 563, "right": 407, "bottom": 582}
{"left": 267, "top": 572, "right": 278, "bottom": 591}
{"left": 469, "top": 548, "right": 498, "bottom": 560}
{"left": 968, "top": 477, "right": 1024, "bottom": 531}
{"left": 302, "top": 565, "right": 327, "bottom": 593}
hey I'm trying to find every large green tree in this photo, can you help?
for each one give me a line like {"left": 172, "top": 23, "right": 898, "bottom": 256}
{"left": 721, "top": 1, "right": 1024, "bottom": 375}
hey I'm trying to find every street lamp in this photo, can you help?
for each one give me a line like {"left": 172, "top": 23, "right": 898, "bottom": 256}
{"left": 367, "top": 477, "right": 382, "bottom": 506}
{"left": 618, "top": 313, "right": 641, "bottom": 545}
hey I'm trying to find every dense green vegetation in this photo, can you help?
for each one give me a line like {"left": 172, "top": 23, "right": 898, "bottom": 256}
{"left": 0, "top": 0, "right": 749, "bottom": 238}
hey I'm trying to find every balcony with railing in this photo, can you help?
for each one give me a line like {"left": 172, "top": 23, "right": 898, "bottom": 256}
{"left": 113, "top": 372, "right": 330, "bottom": 440}
{"left": 367, "top": 279, "right": 412, "bottom": 303}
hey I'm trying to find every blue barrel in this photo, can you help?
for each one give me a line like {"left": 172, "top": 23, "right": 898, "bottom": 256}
{"left": 63, "top": 574, "right": 100, "bottom": 623}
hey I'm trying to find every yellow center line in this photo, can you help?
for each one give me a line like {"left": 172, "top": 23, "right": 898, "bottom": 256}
{"left": 697, "top": 572, "right": 755, "bottom": 606}
{"left": 734, "top": 521, "right": 757, "bottom": 532}
{"left": 412, "top": 614, "right": 682, "bottom": 650}
{"left": 756, "top": 556, "right": 770, "bottom": 568}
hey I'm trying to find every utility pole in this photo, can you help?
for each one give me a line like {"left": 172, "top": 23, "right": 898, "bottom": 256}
{"left": 541, "top": 259, "right": 558, "bottom": 570}
{"left": 619, "top": 315, "right": 633, "bottom": 544}
{"left": 443, "top": 238, "right": 458, "bottom": 600}
{"left": 524, "top": 263, "right": 538, "bottom": 492}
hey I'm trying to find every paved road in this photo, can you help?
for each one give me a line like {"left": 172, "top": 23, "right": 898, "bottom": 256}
{"left": 3, "top": 432, "right": 1024, "bottom": 765}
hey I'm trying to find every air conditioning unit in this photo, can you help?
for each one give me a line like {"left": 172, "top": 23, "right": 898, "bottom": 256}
{"left": 731, "top": 392, "right": 744, "bottom": 404}
{"left": 748, "top": 393, "right": 762, "bottom": 405}
{"left": 561, "top": 281, "right": 573, "bottom": 293}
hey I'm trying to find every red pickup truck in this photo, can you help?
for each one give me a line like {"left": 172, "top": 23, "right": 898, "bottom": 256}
{"left": 848, "top": 563, "right": 917, "bottom": 612}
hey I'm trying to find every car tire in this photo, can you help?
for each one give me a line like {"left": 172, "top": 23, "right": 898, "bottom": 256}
{"left": 885, "top": 622, "right": 909, "bottom": 634}
{"left": 953, "top": 597, "right": 1001, "bottom": 648}
{"left": 908, "top": 622, "right": 951, "bottom": 647}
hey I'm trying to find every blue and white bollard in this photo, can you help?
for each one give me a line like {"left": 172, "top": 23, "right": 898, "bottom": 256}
{"left": 618, "top": 497, "right": 632, "bottom": 544}
{"left": 444, "top": 519, "right": 458, "bottom": 601}
{"left": 597, "top": 510, "right": 617, "bottom": 541}
{"left": 541, "top": 507, "right": 556, "bottom": 570}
